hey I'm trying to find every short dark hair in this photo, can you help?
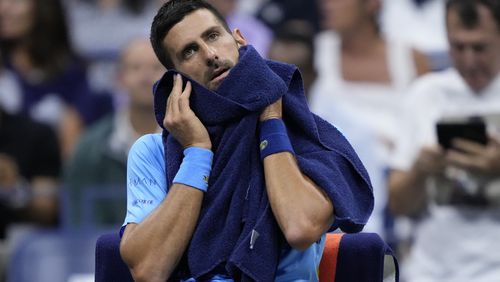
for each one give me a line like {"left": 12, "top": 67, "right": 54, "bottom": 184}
{"left": 150, "top": 0, "right": 231, "bottom": 69}
{"left": 446, "top": 0, "right": 500, "bottom": 30}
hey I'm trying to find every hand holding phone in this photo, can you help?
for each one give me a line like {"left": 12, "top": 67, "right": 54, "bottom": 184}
{"left": 436, "top": 117, "right": 488, "bottom": 150}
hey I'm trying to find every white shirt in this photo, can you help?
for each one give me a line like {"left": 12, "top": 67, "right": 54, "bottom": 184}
{"left": 311, "top": 31, "right": 418, "bottom": 160}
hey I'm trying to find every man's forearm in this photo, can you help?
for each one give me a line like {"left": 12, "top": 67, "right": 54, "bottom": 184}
{"left": 120, "top": 184, "right": 203, "bottom": 282}
{"left": 263, "top": 152, "right": 334, "bottom": 250}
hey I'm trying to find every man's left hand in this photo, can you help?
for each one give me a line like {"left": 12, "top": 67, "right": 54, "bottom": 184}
{"left": 260, "top": 98, "right": 282, "bottom": 121}
{"left": 446, "top": 136, "right": 500, "bottom": 176}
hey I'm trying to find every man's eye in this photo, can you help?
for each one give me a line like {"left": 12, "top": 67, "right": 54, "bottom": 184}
{"left": 452, "top": 43, "right": 464, "bottom": 52}
{"left": 208, "top": 32, "right": 219, "bottom": 41}
{"left": 472, "top": 44, "right": 486, "bottom": 53}
{"left": 183, "top": 48, "right": 195, "bottom": 59}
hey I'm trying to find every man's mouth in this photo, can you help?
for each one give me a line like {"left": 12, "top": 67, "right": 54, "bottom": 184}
{"left": 211, "top": 67, "right": 230, "bottom": 82}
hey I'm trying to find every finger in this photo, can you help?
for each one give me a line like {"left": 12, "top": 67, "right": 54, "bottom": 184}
{"left": 446, "top": 150, "right": 480, "bottom": 171}
{"left": 451, "top": 138, "right": 486, "bottom": 155}
{"left": 169, "top": 74, "right": 182, "bottom": 115}
{"left": 422, "top": 145, "right": 445, "bottom": 157}
{"left": 179, "top": 81, "right": 192, "bottom": 113}
{"left": 171, "top": 73, "right": 183, "bottom": 97}
{"left": 166, "top": 74, "right": 177, "bottom": 112}
{"left": 425, "top": 143, "right": 446, "bottom": 153}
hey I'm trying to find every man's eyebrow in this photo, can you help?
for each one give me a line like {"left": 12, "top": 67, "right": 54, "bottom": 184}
{"left": 200, "top": 25, "right": 222, "bottom": 39}
{"left": 176, "top": 26, "right": 222, "bottom": 59}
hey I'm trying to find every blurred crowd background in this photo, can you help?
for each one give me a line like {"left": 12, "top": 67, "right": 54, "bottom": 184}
{"left": 1, "top": 0, "right": 500, "bottom": 281}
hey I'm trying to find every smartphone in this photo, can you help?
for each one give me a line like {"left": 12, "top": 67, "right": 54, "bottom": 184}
{"left": 436, "top": 118, "right": 488, "bottom": 149}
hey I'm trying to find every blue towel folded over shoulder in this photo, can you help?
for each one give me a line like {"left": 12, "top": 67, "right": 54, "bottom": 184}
{"left": 153, "top": 45, "right": 374, "bottom": 282}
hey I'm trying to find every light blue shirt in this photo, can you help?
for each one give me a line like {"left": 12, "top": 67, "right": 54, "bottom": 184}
{"left": 123, "top": 134, "right": 325, "bottom": 281}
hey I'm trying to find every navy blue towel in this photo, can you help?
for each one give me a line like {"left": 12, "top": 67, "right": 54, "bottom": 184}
{"left": 153, "top": 45, "right": 374, "bottom": 282}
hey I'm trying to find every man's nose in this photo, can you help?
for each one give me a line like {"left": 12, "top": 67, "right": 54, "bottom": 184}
{"left": 202, "top": 43, "right": 218, "bottom": 67}
{"left": 462, "top": 47, "right": 478, "bottom": 68}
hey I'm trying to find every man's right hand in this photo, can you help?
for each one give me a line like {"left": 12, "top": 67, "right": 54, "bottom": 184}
{"left": 413, "top": 145, "right": 447, "bottom": 176}
{"left": 389, "top": 145, "right": 446, "bottom": 216}
{"left": 163, "top": 74, "right": 211, "bottom": 150}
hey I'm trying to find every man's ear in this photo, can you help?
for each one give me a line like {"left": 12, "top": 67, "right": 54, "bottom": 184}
{"left": 232, "top": 28, "right": 247, "bottom": 47}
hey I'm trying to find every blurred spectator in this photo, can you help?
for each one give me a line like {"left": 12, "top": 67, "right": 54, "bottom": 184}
{"left": 1, "top": 49, "right": 61, "bottom": 275}
{"left": 207, "top": 0, "right": 273, "bottom": 57}
{"left": 0, "top": 108, "right": 61, "bottom": 235}
{"left": 267, "top": 20, "right": 317, "bottom": 98}
{"left": 388, "top": 0, "right": 500, "bottom": 280}
{"left": 312, "top": 0, "right": 429, "bottom": 154}
{"left": 0, "top": 108, "right": 61, "bottom": 282}
{"left": 257, "top": 0, "right": 321, "bottom": 33}
{"left": 381, "top": 0, "right": 450, "bottom": 71}
{"left": 0, "top": 0, "right": 107, "bottom": 160}
{"left": 65, "top": 0, "right": 160, "bottom": 93}
{"left": 64, "top": 38, "right": 163, "bottom": 228}
{"left": 309, "top": 0, "right": 429, "bottom": 238}
{"left": 0, "top": 59, "right": 61, "bottom": 280}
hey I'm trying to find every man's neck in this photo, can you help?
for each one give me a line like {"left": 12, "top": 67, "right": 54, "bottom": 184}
{"left": 128, "top": 104, "right": 158, "bottom": 135}
{"left": 340, "top": 24, "right": 381, "bottom": 55}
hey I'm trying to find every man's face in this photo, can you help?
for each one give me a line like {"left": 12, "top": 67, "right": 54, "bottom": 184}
{"left": 119, "top": 39, "right": 165, "bottom": 108}
{"left": 164, "top": 9, "right": 246, "bottom": 91}
{"left": 447, "top": 5, "right": 500, "bottom": 93}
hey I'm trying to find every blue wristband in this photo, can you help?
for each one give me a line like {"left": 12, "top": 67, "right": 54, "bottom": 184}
{"left": 172, "top": 147, "right": 213, "bottom": 192}
{"left": 259, "top": 118, "right": 295, "bottom": 160}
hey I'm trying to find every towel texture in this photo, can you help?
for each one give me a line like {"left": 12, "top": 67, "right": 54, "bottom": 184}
{"left": 153, "top": 45, "right": 374, "bottom": 281}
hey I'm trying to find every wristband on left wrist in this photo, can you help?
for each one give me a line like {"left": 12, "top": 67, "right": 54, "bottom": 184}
{"left": 259, "top": 118, "right": 295, "bottom": 160}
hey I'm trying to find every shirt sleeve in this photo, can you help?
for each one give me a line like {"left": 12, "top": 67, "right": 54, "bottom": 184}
{"left": 123, "top": 133, "right": 167, "bottom": 226}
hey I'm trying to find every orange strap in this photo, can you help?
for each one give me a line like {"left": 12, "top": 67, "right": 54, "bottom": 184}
{"left": 318, "top": 233, "right": 344, "bottom": 282}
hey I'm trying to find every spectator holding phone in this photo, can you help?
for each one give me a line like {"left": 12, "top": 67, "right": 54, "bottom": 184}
{"left": 388, "top": 0, "right": 500, "bottom": 281}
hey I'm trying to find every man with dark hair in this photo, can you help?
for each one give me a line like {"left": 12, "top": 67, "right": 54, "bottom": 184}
{"left": 119, "top": 0, "right": 373, "bottom": 281}
{"left": 388, "top": 0, "right": 500, "bottom": 280}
